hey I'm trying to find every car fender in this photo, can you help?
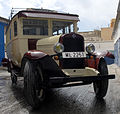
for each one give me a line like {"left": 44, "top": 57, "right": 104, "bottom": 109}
{"left": 94, "top": 50, "right": 114, "bottom": 65}
{"left": 21, "top": 50, "right": 47, "bottom": 76}
{"left": 85, "top": 56, "right": 106, "bottom": 71}
{"left": 21, "top": 50, "right": 66, "bottom": 78}
{"left": 96, "top": 57, "right": 106, "bottom": 70}
{"left": 23, "top": 50, "right": 48, "bottom": 60}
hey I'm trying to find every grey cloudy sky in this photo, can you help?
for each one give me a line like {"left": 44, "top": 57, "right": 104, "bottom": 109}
{"left": 0, "top": 0, "right": 119, "bottom": 31}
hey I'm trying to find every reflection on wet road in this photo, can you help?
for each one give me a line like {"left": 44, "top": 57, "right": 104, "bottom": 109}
{"left": 0, "top": 65, "right": 120, "bottom": 114}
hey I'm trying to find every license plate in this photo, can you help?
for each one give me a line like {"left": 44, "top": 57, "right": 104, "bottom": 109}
{"left": 62, "top": 52, "right": 86, "bottom": 58}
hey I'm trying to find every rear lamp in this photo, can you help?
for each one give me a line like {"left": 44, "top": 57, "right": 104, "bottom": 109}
{"left": 86, "top": 43, "right": 95, "bottom": 54}
{"left": 53, "top": 42, "right": 64, "bottom": 53}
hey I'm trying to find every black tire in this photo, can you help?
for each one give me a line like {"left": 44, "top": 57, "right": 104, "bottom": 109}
{"left": 11, "top": 71, "right": 17, "bottom": 85}
{"left": 93, "top": 60, "right": 109, "bottom": 99}
{"left": 24, "top": 60, "right": 45, "bottom": 108}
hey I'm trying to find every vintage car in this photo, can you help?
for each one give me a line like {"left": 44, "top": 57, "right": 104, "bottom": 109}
{"left": 2, "top": 9, "right": 115, "bottom": 108}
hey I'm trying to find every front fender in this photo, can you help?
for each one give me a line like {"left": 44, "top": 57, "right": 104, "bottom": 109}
{"left": 96, "top": 57, "right": 106, "bottom": 70}
{"left": 94, "top": 50, "right": 114, "bottom": 65}
{"left": 94, "top": 50, "right": 114, "bottom": 59}
{"left": 85, "top": 56, "right": 105, "bottom": 71}
{"left": 22, "top": 51, "right": 66, "bottom": 78}
{"left": 23, "top": 50, "right": 47, "bottom": 60}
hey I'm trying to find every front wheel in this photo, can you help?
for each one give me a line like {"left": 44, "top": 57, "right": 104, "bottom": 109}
{"left": 24, "top": 60, "right": 45, "bottom": 108}
{"left": 93, "top": 60, "right": 109, "bottom": 99}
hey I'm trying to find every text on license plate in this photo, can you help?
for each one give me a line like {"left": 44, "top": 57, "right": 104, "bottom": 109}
{"left": 62, "top": 52, "right": 86, "bottom": 58}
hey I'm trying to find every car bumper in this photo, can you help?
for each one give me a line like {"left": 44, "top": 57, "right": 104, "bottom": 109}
{"left": 48, "top": 74, "right": 115, "bottom": 88}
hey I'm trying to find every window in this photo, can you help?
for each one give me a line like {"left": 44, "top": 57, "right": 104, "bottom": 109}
{"left": 14, "top": 21, "right": 17, "bottom": 36}
{"left": 10, "top": 29, "right": 11, "bottom": 40}
{"left": 23, "top": 19, "right": 48, "bottom": 35}
{"left": 52, "top": 21, "right": 73, "bottom": 35}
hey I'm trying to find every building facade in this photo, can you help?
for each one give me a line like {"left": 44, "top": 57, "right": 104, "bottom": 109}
{"left": 0, "top": 16, "right": 9, "bottom": 66}
{"left": 78, "top": 30, "right": 101, "bottom": 41}
{"left": 112, "top": 0, "right": 120, "bottom": 66}
{"left": 78, "top": 19, "right": 115, "bottom": 42}
{"left": 101, "top": 19, "right": 115, "bottom": 41}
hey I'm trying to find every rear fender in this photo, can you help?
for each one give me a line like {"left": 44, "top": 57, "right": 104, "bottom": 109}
{"left": 1, "top": 58, "right": 9, "bottom": 67}
{"left": 1, "top": 58, "right": 20, "bottom": 73}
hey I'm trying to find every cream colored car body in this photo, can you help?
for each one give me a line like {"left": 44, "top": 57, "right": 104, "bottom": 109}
{"left": 6, "top": 10, "right": 99, "bottom": 77}
{"left": 6, "top": 10, "right": 78, "bottom": 67}
{"left": 37, "top": 36, "right": 99, "bottom": 77}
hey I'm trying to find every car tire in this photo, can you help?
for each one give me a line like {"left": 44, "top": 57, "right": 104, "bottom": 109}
{"left": 93, "top": 60, "right": 108, "bottom": 99}
{"left": 24, "top": 60, "right": 45, "bottom": 109}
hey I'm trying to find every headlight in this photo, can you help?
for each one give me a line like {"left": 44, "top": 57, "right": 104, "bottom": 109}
{"left": 53, "top": 42, "right": 64, "bottom": 53}
{"left": 86, "top": 44, "right": 95, "bottom": 54}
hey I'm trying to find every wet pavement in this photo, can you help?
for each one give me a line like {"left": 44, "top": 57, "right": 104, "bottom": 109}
{"left": 0, "top": 64, "right": 120, "bottom": 114}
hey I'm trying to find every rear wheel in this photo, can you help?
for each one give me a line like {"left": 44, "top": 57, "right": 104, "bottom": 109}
{"left": 93, "top": 60, "right": 108, "bottom": 99}
{"left": 24, "top": 60, "right": 45, "bottom": 108}
{"left": 11, "top": 70, "right": 17, "bottom": 85}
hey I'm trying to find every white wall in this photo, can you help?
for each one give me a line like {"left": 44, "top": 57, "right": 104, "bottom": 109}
{"left": 114, "top": 20, "right": 120, "bottom": 66}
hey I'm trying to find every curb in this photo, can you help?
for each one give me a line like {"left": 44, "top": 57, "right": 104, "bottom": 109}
{"left": 0, "top": 66, "right": 7, "bottom": 71}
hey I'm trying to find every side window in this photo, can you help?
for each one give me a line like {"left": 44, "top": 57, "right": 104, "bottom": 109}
{"left": 10, "top": 29, "right": 11, "bottom": 40}
{"left": 14, "top": 21, "right": 17, "bottom": 36}
{"left": 23, "top": 19, "right": 48, "bottom": 35}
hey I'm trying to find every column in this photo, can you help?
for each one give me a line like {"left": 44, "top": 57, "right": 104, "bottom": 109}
{"left": 73, "top": 21, "right": 77, "bottom": 33}
{"left": 48, "top": 19, "right": 52, "bottom": 36}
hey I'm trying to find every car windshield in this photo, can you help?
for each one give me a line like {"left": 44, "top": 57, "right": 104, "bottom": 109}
{"left": 52, "top": 21, "right": 74, "bottom": 35}
{"left": 23, "top": 19, "right": 74, "bottom": 36}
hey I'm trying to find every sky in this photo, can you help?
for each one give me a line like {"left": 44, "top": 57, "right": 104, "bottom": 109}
{"left": 0, "top": 0, "right": 119, "bottom": 32}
